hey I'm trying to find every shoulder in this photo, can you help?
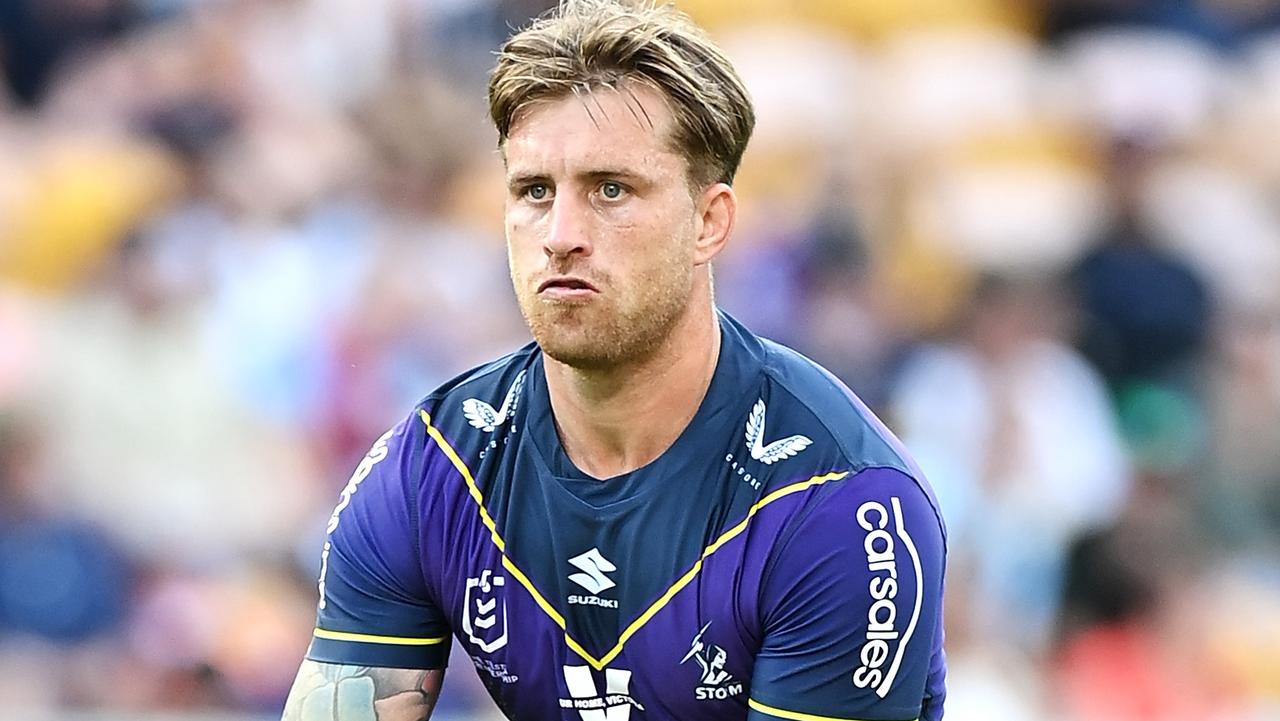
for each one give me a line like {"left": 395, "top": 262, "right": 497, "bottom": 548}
{"left": 412, "top": 342, "right": 539, "bottom": 440}
{"left": 754, "top": 337, "right": 944, "bottom": 536}
{"left": 340, "top": 344, "right": 540, "bottom": 501}
{"left": 746, "top": 342, "right": 949, "bottom": 719}
{"left": 420, "top": 342, "right": 539, "bottom": 415}
{"left": 756, "top": 337, "right": 910, "bottom": 475}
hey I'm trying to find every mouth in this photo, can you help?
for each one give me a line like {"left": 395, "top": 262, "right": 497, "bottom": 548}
{"left": 537, "top": 276, "right": 599, "bottom": 294}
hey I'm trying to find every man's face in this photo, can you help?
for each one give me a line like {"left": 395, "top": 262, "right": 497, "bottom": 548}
{"left": 503, "top": 83, "right": 701, "bottom": 369}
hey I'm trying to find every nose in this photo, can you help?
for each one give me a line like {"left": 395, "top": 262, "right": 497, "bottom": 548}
{"left": 543, "top": 194, "right": 592, "bottom": 259}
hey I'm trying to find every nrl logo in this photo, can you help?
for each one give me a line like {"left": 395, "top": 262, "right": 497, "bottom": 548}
{"left": 463, "top": 370, "right": 526, "bottom": 433}
{"left": 463, "top": 570, "right": 508, "bottom": 653}
{"left": 744, "top": 399, "right": 812, "bottom": 465}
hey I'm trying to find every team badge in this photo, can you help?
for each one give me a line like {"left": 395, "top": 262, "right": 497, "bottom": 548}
{"left": 682, "top": 622, "right": 743, "bottom": 700}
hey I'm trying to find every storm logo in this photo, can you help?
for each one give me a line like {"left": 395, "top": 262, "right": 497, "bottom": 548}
{"left": 682, "top": 622, "right": 743, "bottom": 701}
{"left": 852, "top": 497, "right": 923, "bottom": 697}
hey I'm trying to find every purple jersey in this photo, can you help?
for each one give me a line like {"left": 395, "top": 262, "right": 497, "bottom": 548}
{"left": 308, "top": 312, "right": 947, "bottom": 721}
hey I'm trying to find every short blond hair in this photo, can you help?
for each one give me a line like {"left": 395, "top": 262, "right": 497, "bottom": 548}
{"left": 487, "top": 0, "right": 755, "bottom": 188}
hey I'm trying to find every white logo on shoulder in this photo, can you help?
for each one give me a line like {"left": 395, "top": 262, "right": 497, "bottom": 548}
{"left": 852, "top": 497, "right": 924, "bottom": 698}
{"left": 462, "top": 370, "right": 526, "bottom": 432}
{"left": 745, "top": 399, "right": 812, "bottom": 465}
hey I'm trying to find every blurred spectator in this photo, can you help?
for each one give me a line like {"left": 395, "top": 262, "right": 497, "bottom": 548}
{"left": 0, "top": 412, "right": 131, "bottom": 642}
{"left": 1069, "top": 137, "right": 1213, "bottom": 387}
{"left": 1205, "top": 311, "right": 1280, "bottom": 540}
{"left": 1051, "top": 479, "right": 1252, "bottom": 721}
{"left": 32, "top": 231, "right": 319, "bottom": 566}
{"left": 0, "top": 130, "right": 181, "bottom": 292}
{"left": 0, "top": 0, "right": 144, "bottom": 107}
{"left": 1043, "top": 0, "right": 1280, "bottom": 49}
{"left": 891, "top": 274, "right": 1132, "bottom": 651}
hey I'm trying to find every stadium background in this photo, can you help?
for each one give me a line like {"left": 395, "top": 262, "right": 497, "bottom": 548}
{"left": 2, "top": 0, "right": 1280, "bottom": 719}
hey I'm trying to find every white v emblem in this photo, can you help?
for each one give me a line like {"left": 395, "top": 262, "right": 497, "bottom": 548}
{"left": 462, "top": 370, "right": 527, "bottom": 433}
{"left": 744, "top": 399, "right": 812, "bottom": 465}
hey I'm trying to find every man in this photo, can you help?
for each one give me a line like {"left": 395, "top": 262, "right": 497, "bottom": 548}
{"left": 282, "top": 1, "right": 947, "bottom": 719}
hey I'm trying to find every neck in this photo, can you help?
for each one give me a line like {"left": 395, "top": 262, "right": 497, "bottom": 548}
{"left": 544, "top": 299, "right": 721, "bottom": 480}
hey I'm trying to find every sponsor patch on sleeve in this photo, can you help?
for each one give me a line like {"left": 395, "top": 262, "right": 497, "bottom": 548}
{"left": 852, "top": 497, "right": 924, "bottom": 697}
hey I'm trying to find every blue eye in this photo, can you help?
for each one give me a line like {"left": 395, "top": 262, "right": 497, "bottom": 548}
{"left": 600, "top": 181, "right": 624, "bottom": 200}
{"left": 525, "top": 184, "right": 550, "bottom": 201}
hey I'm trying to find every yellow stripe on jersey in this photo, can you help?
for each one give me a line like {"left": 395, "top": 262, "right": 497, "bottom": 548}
{"left": 597, "top": 469, "right": 849, "bottom": 668}
{"left": 420, "top": 410, "right": 506, "bottom": 554}
{"left": 748, "top": 698, "right": 915, "bottom": 721}
{"left": 419, "top": 407, "right": 849, "bottom": 671}
{"left": 420, "top": 411, "right": 568, "bottom": 631}
{"left": 312, "top": 628, "right": 447, "bottom": 646}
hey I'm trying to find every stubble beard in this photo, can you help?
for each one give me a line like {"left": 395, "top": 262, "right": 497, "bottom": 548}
{"left": 515, "top": 253, "right": 694, "bottom": 371}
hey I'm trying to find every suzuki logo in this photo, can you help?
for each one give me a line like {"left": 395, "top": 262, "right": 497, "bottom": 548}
{"left": 568, "top": 547, "right": 617, "bottom": 594}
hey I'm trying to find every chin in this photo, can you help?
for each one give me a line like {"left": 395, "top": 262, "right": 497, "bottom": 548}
{"left": 533, "top": 328, "right": 625, "bottom": 370}
{"left": 518, "top": 281, "right": 692, "bottom": 370}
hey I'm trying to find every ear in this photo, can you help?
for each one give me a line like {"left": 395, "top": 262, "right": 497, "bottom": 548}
{"left": 693, "top": 182, "right": 736, "bottom": 266}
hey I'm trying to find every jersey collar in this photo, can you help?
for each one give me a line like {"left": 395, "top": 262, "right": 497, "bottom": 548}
{"left": 523, "top": 310, "right": 765, "bottom": 486}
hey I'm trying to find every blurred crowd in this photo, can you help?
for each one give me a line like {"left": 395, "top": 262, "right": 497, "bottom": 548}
{"left": 2, "top": 0, "right": 1280, "bottom": 718}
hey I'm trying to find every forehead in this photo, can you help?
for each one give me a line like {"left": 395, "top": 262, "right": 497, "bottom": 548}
{"left": 503, "top": 82, "right": 685, "bottom": 177}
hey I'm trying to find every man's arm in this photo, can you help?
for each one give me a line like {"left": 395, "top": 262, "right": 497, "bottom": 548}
{"left": 293, "top": 415, "right": 453, "bottom": 717}
{"left": 749, "top": 467, "right": 947, "bottom": 721}
{"left": 282, "top": 660, "right": 444, "bottom": 721}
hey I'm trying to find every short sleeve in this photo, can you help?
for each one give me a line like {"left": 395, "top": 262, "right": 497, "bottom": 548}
{"left": 749, "top": 467, "right": 947, "bottom": 721}
{"left": 305, "top": 412, "right": 452, "bottom": 669}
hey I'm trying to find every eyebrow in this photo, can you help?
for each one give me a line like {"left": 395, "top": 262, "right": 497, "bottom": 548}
{"left": 506, "top": 169, "right": 649, "bottom": 187}
{"left": 507, "top": 171, "right": 549, "bottom": 189}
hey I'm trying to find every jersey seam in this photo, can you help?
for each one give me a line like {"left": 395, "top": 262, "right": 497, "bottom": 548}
{"left": 756, "top": 472, "right": 845, "bottom": 626}
{"left": 329, "top": 530, "right": 426, "bottom": 607}
{"left": 407, "top": 407, "right": 427, "bottom": 605}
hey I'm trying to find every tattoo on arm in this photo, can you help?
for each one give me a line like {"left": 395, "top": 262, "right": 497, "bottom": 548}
{"left": 282, "top": 660, "right": 444, "bottom": 721}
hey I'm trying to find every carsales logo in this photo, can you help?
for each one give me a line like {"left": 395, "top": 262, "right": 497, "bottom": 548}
{"left": 852, "top": 498, "right": 924, "bottom": 698}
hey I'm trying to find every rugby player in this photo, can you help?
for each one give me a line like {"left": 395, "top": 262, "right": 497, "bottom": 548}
{"left": 282, "top": 1, "right": 947, "bottom": 719}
